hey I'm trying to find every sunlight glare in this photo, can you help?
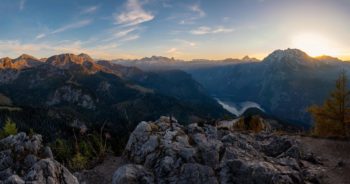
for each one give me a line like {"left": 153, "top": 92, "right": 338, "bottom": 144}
{"left": 291, "top": 33, "right": 335, "bottom": 57}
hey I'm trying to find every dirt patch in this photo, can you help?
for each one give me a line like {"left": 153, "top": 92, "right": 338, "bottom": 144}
{"left": 75, "top": 156, "right": 126, "bottom": 184}
{"left": 297, "top": 136, "right": 350, "bottom": 184}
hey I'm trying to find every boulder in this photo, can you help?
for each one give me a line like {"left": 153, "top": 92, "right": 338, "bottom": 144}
{"left": 0, "top": 133, "right": 78, "bottom": 184}
{"left": 114, "top": 117, "right": 324, "bottom": 184}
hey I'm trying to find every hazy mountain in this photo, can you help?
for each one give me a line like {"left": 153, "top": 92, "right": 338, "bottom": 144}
{"left": 113, "top": 55, "right": 260, "bottom": 70}
{"left": 189, "top": 49, "right": 349, "bottom": 127}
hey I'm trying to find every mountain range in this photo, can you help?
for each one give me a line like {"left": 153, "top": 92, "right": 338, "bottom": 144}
{"left": 1, "top": 48, "right": 348, "bottom": 138}
{"left": 109, "top": 48, "right": 349, "bottom": 127}
{"left": 0, "top": 53, "right": 230, "bottom": 146}
{"left": 113, "top": 55, "right": 260, "bottom": 70}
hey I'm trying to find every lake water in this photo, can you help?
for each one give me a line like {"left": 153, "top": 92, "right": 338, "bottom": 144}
{"left": 216, "top": 99, "right": 264, "bottom": 117}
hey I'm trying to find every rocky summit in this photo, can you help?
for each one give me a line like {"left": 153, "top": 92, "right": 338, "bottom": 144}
{"left": 113, "top": 117, "right": 324, "bottom": 184}
{"left": 0, "top": 133, "right": 78, "bottom": 184}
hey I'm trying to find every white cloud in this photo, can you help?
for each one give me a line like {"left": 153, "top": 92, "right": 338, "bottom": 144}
{"left": 115, "top": 0, "right": 154, "bottom": 26}
{"left": 36, "top": 19, "right": 92, "bottom": 39}
{"left": 81, "top": 5, "right": 99, "bottom": 14}
{"left": 19, "top": 0, "right": 26, "bottom": 11}
{"left": 190, "top": 26, "right": 234, "bottom": 35}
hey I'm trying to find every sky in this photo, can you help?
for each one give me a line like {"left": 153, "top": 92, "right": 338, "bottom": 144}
{"left": 0, "top": 0, "right": 349, "bottom": 60}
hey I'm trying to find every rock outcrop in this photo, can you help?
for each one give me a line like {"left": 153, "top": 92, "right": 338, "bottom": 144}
{"left": 113, "top": 117, "right": 324, "bottom": 184}
{"left": 0, "top": 133, "right": 78, "bottom": 184}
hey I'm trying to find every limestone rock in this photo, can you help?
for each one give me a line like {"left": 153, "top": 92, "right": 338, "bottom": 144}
{"left": 114, "top": 117, "right": 324, "bottom": 184}
{"left": 0, "top": 133, "right": 78, "bottom": 184}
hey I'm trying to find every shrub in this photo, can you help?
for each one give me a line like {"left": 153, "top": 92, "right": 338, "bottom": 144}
{"left": 51, "top": 138, "right": 73, "bottom": 164}
{"left": 249, "top": 116, "right": 264, "bottom": 133}
{"left": 233, "top": 117, "right": 246, "bottom": 130}
{"left": 0, "top": 118, "right": 18, "bottom": 138}
{"left": 69, "top": 152, "right": 88, "bottom": 171}
{"left": 234, "top": 116, "right": 265, "bottom": 133}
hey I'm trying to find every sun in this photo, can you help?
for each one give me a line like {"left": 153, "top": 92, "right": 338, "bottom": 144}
{"left": 291, "top": 33, "right": 335, "bottom": 57}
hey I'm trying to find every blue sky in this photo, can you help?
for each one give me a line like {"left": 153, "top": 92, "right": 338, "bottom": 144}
{"left": 0, "top": 0, "right": 349, "bottom": 60}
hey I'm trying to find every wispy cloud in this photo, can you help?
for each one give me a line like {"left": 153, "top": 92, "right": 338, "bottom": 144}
{"left": 102, "top": 27, "right": 140, "bottom": 43}
{"left": 189, "top": 4, "right": 206, "bottom": 18}
{"left": 172, "top": 39, "right": 196, "bottom": 47}
{"left": 114, "top": 27, "right": 138, "bottom": 38}
{"left": 19, "top": 0, "right": 26, "bottom": 11}
{"left": 190, "top": 26, "right": 234, "bottom": 35}
{"left": 36, "top": 19, "right": 92, "bottom": 39}
{"left": 52, "top": 19, "right": 92, "bottom": 34}
{"left": 35, "top": 33, "right": 46, "bottom": 39}
{"left": 167, "top": 47, "right": 178, "bottom": 54}
{"left": 81, "top": 5, "right": 99, "bottom": 14}
{"left": 121, "top": 34, "right": 139, "bottom": 42}
{"left": 115, "top": 0, "right": 154, "bottom": 26}
{"left": 177, "top": 3, "right": 206, "bottom": 25}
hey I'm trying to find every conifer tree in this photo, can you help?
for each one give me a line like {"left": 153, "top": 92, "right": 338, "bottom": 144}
{"left": 309, "top": 72, "right": 350, "bottom": 137}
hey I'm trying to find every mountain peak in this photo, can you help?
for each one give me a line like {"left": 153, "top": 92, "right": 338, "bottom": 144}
{"left": 242, "top": 55, "right": 260, "bottom": 62}
{"left": 1, "top": 55, "right": 42, "bottom": 69}
{"left": 263, "top": 48, "right": 314, "bottom": 64}
{"left": 78, "top": 53, "right": 94, "bottom": 62}
{"left": 0, "top": 57, "right": 12, "bottom": 61}
{"left": 46, "top": 53, "right": 90, "bottom": 68}
{"left": 16, "top": 54, "right": 37, "bottom": 60}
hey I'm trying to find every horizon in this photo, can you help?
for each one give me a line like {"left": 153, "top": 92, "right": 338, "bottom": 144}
{"left": 0, "top": 0, "right": 349, "bottom": 60}
{"left": 2, "top": 48, "right": 349, "bottom": 62}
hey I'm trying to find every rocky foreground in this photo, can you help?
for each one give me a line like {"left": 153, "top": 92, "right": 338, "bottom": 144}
{"left": 1, "top": 117, "right": 341, "bottom": 184}
{"left": 0, "top": 133, "right": 78, "bottom": 184}
{"left": 113, "top": 117, "right": 325, "bottom": 184}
